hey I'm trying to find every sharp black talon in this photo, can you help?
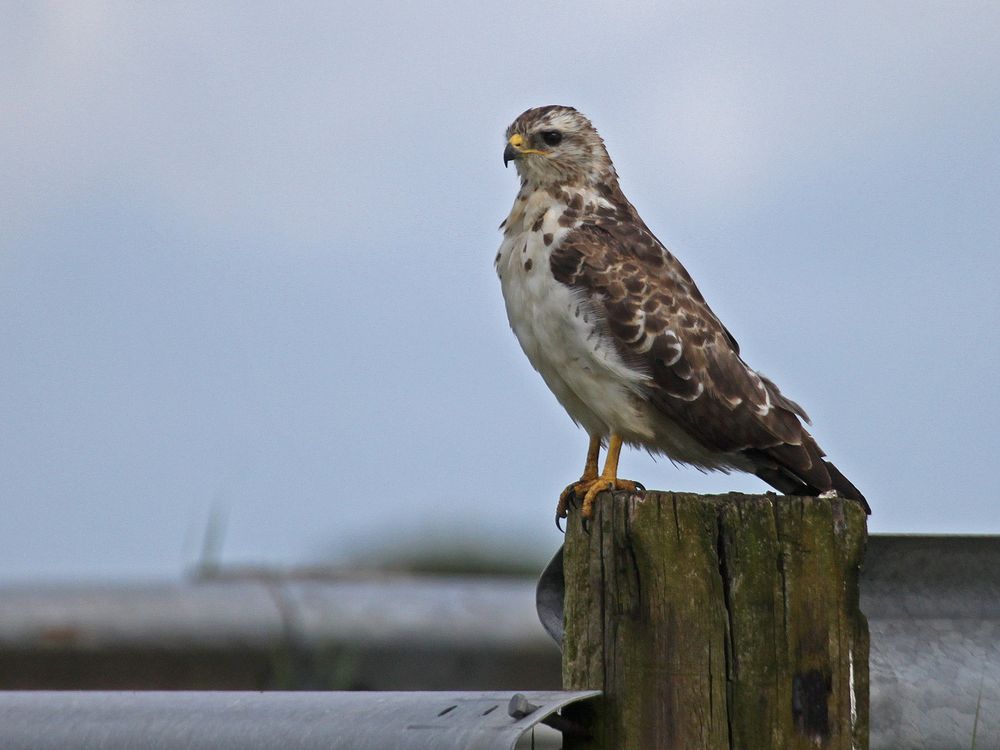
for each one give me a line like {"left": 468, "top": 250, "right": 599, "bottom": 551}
{"left": 634, "top": 481, "right": 646, "bottom": 493}
{"left": 555, "top": 515, "right": 564, "bottom": 533}
{"left": 581, "top": 516, "right": 591, "bottom": 535}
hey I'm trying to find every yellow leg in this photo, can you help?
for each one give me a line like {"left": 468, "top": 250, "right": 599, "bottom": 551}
{"left": 580, "top": 433, "right": 642, "bottom": 518}
{"left": 556, "top": 435, "right": 602, "bottom": 521}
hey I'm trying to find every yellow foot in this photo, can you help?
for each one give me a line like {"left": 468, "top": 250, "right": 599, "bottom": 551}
{"left": 580, "top": 477, "right": 643, "bottom": 519}
{"left": 558, "top": 477, "right": 643, "bottom": 521}
{"left": 556, "top": 479, "right": 596, "bottom": 522}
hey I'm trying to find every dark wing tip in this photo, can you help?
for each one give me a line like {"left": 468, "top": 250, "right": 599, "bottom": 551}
{"left": 748, "top": 446, "right": 870, "bottom": 515}
{"left": 823, "top": 460, "right": 871, "bottom": 514}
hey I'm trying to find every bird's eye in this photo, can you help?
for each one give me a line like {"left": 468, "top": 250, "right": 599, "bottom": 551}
{"left": 540, "top": 130, "right": 563, "bottom": 146}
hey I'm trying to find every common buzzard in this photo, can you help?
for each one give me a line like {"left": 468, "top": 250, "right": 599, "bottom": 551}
{"left": 496, "top": 105, "right": 869, "bottom": 521}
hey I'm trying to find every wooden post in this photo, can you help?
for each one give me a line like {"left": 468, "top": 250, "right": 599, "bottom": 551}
{"left": 561, "top": 491, "right": 868, "bottom": 749}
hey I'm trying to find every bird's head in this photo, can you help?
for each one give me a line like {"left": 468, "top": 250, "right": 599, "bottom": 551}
{"left": 503, "top": 105, "right": 616, "bottom": 187}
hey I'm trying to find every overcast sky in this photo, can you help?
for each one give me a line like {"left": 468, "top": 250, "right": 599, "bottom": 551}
{"left": 2, "top": 2, "right": 998, "bottom": 582}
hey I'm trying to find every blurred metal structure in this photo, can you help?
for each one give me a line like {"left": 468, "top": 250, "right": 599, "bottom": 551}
{"left": 864, "top": 535, "right": 1000, "bottom": 749}
{"left": 0, "top": 535, "right": 997, "bottom": 748}
{"left": 0, "top": 574, "right": 558, "bottom": 690}
{"left": 0, "top": 690, "right": 599, "bottom": 750}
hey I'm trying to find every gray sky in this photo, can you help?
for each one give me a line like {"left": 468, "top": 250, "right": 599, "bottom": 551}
{"left": 2, "top": 2, "right": 998, "bottom": 582}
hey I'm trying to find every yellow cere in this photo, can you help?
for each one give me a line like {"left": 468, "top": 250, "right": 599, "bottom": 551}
{"left": 508, "top": 132, "right": 547, "bottom": 156}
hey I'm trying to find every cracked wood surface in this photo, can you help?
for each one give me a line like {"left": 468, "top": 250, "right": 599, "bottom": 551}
{"left": 561, "top": 492, "right": 868, "bottom": 750}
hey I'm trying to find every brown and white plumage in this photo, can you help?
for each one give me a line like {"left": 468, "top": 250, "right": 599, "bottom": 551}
{"left": 496, "top": 105, "right": 869, "bottom": 517}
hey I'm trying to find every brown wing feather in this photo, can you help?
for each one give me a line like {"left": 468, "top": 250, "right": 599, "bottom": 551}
{"left": 550, "top": 216, "right": 868, "bottom": 511}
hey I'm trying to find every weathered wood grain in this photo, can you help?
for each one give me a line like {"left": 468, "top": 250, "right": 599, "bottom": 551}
{"left": 561, "top": 491, "right": 868, "bottom": 750}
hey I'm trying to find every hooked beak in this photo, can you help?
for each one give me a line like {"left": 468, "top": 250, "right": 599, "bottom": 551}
{"left": 503, "top": 142, "right": 519, "bottom": 168}
{"left": 503, "top": 134, "right": 525, "bottom": 168}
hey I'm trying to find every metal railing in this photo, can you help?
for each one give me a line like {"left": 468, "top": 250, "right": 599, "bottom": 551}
{"left": 0, "top": 534, "right": 997, "bottom": 748}
{"left": 0, "top": 690, "right": 599, "bottom": 750}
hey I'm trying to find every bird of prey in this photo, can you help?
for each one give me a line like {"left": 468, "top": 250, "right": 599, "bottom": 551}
{"left": 496, "top": 105, "right": 869, "bottom": 522}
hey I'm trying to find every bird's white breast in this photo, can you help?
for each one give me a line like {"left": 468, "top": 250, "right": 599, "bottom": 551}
{"left": 496, "top": 187, "right": 655, "bottom": 441}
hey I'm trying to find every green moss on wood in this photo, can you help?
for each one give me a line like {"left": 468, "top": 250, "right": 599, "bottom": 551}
{"left": 562, "top": 492, "right": 868, "bottom": 750}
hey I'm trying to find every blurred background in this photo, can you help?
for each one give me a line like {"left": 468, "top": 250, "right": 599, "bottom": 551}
{"left": 2, "top": 1, "right": 999, "bottom": 585}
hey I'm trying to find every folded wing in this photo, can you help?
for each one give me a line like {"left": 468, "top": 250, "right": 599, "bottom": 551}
{"left": 550, "top": 221, "right": 869, "bottom": 512}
